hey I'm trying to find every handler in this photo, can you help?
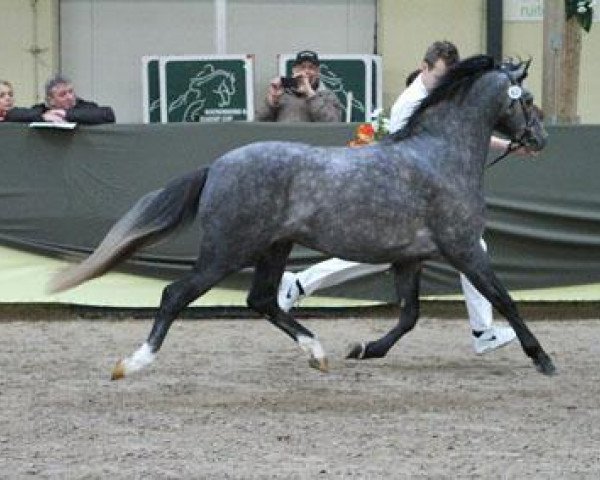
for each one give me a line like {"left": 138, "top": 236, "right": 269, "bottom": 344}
{"left": 278, "top": 41, "right": 523, "bottom": 355}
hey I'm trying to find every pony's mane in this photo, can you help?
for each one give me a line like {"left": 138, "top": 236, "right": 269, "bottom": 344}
{"left": 387, "top": 54, "right": 497, "bottom": 142}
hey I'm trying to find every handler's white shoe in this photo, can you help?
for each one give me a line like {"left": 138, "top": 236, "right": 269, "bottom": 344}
{"left": 473, "top": 325, "right": 516, "bottom": 355}
{"left": 278, "top": 272, "right": 304, "bottom": 312}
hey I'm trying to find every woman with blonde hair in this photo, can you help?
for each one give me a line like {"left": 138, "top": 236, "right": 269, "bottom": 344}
{"left": 0, "top": 80, "right": 15, "bottom": 121}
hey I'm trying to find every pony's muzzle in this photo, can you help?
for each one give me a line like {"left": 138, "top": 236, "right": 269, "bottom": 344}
{"left": 528, "top": 135, "right": 546, "bottom": 151}
{"left": 523, "top": 124, "right": 548, "bottom": 151}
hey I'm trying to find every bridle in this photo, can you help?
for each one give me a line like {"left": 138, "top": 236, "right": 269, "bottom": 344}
{"left": 487, "top": 69, "right": 536, "bottom": 168}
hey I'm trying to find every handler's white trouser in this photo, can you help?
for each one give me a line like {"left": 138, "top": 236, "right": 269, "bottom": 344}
{"left": 295, "top": 239, "right": 492, "bottom": 332}
{"left": 458, "top": 239, "right": 493, "bottom": 331}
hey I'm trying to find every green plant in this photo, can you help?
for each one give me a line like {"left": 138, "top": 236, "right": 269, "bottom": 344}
{"left": 565, "top": 0, "right": 595, "bottom": 32}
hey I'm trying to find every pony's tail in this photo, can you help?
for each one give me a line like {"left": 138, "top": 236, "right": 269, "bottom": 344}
{"left": 48, "top": 167, "right": 209, "bottom": 294}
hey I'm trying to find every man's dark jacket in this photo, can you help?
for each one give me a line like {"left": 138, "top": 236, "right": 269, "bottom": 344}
{"left": 5, "top": 98, "right": 115, "bottom": 125}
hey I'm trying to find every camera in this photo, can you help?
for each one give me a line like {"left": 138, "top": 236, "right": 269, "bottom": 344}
{"left": 280, "top": 76, "right": 299, "bottom": 89}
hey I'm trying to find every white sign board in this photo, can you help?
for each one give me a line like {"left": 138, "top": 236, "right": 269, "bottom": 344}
{"left": 504, "top": 0, "right": 599, "bottom": 21}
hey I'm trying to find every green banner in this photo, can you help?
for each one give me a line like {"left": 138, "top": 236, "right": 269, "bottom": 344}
{"left": 161, "top": 56, "right": 254, "bottom": 123}
{"left": 141, "top": 55, "right": 255, "bottom": 124}
{"left": 1, "top": 123, "right": 600, "bottom": 300}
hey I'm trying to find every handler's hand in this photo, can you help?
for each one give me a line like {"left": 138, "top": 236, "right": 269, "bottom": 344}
{"left": 490, "top": 136, "right": 538, "bottom": 157}
{"left": 514, "top": 146, "right": 540, "bottom": 157}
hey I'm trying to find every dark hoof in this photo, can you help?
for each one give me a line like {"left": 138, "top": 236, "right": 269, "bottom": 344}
{"left": 534, "top": 355, "right": 557, "bottom": 376}
{"left": 345, "top": 342, "right": 366, "bottom": 359}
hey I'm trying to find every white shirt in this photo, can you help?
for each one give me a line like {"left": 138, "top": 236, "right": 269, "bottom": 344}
{"left": 388, "top": 73, "right": 428, "bottom": 134}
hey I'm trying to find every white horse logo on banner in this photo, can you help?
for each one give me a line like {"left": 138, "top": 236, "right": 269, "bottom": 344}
{"left": 168, "top": 65, "right": 237, "bottom": 122}
{"left": 319, "top": 64, "right": 365, "bottom": 118}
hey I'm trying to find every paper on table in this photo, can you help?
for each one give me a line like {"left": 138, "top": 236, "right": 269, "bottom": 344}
{"left": 29, "top": 122, "right": 77, "bottom": 130}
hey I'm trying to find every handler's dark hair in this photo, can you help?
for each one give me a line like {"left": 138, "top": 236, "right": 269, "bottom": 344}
{"left": 388, "top": 54, "right": 495, "bottom": 143}
{"left": 405, "top": 69, "right": 421, "bottom": 87}
{"left": 423, "top": 41, "right": 460, "bottom": 69}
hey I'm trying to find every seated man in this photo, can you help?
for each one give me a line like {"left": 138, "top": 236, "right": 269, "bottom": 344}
{"left": 5, "top": 74, "right": 115, "bottom": 124}
{"left": 256, "top": 50, "right": 342, "bottom": 122}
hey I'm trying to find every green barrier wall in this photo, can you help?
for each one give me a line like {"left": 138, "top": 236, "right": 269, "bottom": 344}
{"left": 1, "top": 122, "right": 599, "bottom": 302}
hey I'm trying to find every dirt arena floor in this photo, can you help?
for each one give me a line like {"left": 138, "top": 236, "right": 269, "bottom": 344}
{"left": 1, "top": 316, "right": 599, "bottom": 479}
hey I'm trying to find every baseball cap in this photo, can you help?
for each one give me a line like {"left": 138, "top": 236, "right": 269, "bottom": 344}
{"left": 293, "top": 50, "right": 320, "bottom": 66}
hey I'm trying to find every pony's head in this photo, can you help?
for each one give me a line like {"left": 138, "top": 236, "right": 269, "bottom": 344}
{"left": 388, "top": 55, "right": 547, "bottom": 154}
{"left": 494, "top": 59, "right": 547, "bottom": 152}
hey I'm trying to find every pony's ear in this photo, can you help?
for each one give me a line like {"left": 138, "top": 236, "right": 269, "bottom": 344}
{"left": 512, "top": 58, "right": 532, "bottom": 83}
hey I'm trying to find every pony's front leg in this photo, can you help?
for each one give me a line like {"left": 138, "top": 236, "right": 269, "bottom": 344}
{"left": 247, "top": 244, "right": 328, "bottom": 372}
{"left": 454, "top": 252, "right": 556, "bottom": 375}
{"left": 473, "top": 271, "right": 555, "bottom": 375}
{"left": 347, "top": 262, "right": 421, "bottom": 360}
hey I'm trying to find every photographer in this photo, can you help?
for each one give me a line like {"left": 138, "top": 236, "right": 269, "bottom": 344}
{"left": 256, "top": 50, "right": 342, "bottom": 122}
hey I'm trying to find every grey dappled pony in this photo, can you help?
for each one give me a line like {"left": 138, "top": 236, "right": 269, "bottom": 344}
{"left": 50, "top": 55, "right": 554, "bottom": 379}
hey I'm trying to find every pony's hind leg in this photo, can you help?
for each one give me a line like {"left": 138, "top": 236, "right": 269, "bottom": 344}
{"left": 347, "top": 261, "right": 421, "bottom": 360}
{"left": 246, "top": 241, "right": 328, "bottom": 372}
{"left": 111, "top": 265, "right": 233, "bottom": 380}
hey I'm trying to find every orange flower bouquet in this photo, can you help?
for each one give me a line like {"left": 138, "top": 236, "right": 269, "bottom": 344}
{"left": 347, "top": 109, "right": 390, "bottom": 147}
{"left": 348, "top": 123, "right": 376, "bottom": 147}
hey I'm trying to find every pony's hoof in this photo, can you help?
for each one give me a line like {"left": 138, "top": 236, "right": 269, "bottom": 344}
{"left": 535, "top": 356, "right": 557, "bottom": 376}
{"left": 308, "top": 356, "right": 329, "bottom": 373}
{"left": 345, "top": 342, "right": 366, "bottom": 359}
{"left": 111, "top": 360, "right": 125, "bottom": 380}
